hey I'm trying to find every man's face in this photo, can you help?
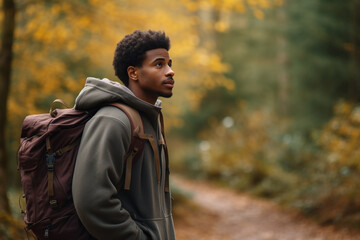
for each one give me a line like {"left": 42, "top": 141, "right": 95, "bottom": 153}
{"left": 134, "top": 48, "right": 175, "bottom": 104}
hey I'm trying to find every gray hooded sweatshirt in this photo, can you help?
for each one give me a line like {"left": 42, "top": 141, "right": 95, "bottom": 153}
{"left": 72, "top": 77, "right": 175, "bottom": 240}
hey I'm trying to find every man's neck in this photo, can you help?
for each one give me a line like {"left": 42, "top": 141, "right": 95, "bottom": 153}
{"left": 128, "top": 86, "right": 157, "bottom": 105}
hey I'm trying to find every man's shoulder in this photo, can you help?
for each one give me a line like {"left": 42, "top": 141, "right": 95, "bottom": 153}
{"left": 89, "top": 105, "right": 132, "bottom": 129}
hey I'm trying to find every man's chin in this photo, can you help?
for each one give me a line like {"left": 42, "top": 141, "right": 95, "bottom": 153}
{"left": 160, "top": 92, "right": 173, "bottom": 98}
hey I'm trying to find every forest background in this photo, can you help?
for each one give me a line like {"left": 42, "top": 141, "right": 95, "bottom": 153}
{"left": 1, "top": 0, "right": 360, "bottom": 238}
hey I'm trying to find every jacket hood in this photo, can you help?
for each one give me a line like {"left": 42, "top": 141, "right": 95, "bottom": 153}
{"left": 75, "top": 77, "right": 162, "bottom": 126}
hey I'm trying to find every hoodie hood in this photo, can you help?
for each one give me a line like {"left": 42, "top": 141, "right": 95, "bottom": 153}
{"left": 75, "top": 77, "right": 162, "bottom": 125}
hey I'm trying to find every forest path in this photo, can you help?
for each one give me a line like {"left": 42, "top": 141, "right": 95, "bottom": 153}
{"left": 172, "top": 175, "right": 360, "bottom": 240}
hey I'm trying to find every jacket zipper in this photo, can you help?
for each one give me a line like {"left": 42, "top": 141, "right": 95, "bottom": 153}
{"left": 156, "top": 122, "right": 167, "bottom": 217}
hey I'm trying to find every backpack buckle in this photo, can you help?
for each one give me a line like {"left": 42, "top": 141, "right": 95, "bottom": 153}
{"left": 44, "top": 225, "right": 51, "bottom": 238}
{"left": 49, "top": 199, "right": 58, "bottom": 209}
{"left": 46, "top": 153, "right": 56, "bottom": 171}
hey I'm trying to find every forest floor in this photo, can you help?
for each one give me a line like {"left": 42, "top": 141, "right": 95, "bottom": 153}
{"left": 172, "top": 175, "right": 360, "bottom": 240}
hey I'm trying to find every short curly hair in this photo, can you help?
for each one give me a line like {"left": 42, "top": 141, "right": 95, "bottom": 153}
{"left": 113, "top": 30, "right": 170, "bottom": 86}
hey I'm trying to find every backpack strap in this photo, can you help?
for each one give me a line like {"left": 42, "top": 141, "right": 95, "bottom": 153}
{"left": 110, "top": 103, "right": 155, "bottom": 190}
{"left": 45, "top": 136, "right": 80, "bottom": 208}
{"left": 109, "top": 103, "right": 150, "bottom": 190}
{"left": 136, "top": 133, "right": 161, "bottom": 185}
{"left": 109, "top": 103, "right": 163, "bottom": 191}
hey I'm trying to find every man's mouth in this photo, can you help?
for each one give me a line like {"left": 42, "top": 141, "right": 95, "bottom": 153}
{"left": 163, "top": 79, "right": 174, "bottom": 87}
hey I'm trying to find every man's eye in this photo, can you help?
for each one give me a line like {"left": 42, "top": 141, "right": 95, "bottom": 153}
{"left": 156, "top": 62, "right": 163, "bottom": 67}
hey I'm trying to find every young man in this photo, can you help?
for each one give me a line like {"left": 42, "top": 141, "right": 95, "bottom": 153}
{"left": 72, "top": 30, "right": 176, "bottom": 240}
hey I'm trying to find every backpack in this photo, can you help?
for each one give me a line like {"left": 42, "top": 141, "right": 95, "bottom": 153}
{"left": 17, "top": 99, "right": 158, "bottom": 240}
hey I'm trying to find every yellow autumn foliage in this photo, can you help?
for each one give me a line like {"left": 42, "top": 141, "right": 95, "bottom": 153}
{"left": 10, "top": 0, "right": 279, "bottom": 112}
{"left": 193, "top": 103, "right": 296, "bottom": 190}
{"left": 296, "top": 101, "right": 360, "bottom": 225}
{"left": 318, "top": 101, "right": 360, "bottom": 170}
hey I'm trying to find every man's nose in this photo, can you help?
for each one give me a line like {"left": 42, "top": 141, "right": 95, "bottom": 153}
{"left": 166, "top": 66, "right": 175, "bottom": 77}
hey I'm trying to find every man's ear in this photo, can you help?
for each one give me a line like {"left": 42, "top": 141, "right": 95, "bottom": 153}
{"left": 127, "top": 66, "right": 138, "bottom": 82}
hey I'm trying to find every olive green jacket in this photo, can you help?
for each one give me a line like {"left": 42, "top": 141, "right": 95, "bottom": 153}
{"left": 72, "top": 77, "right": 175, "bottom": 240}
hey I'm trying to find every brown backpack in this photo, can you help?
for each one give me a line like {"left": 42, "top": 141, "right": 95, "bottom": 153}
{"left": 17, "top": 100, "right": 158, "bottom": 239}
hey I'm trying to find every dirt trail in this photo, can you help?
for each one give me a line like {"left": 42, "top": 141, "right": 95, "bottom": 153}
{"left": 172, "top": 175, "right": 360, "bottom": 240}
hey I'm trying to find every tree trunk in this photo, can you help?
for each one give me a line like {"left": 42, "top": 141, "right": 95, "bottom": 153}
{"left": 0, "top": 0, "right": 16, "bottom": 214}
{"left": 276, "top": 2, "right": 289, "bottom": 116}
{"left": 349, "top": 0, "right": 359, "bottom": 102}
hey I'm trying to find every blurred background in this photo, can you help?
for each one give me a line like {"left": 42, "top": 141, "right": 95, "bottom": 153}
{"left": 1, "top": 0, "right": 360, "bottom": 239}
